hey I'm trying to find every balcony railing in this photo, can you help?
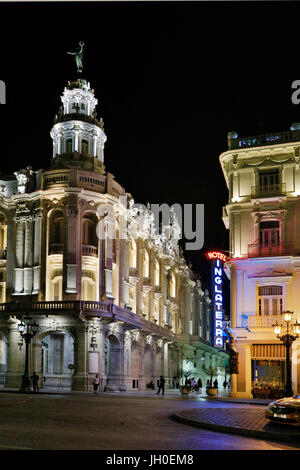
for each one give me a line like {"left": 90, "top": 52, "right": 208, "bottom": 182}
{"left": 251, "top": 183, "right": 286, "bottom": 198}
{"left": 241, "top": 314, "right": 283, "bottom": 329}
{"left": 248, "top": 243, "right": 293, "bottom": 258}
{"left": 82, "top": 245, "right": 98, "bottom": 257}
{"left": 0, "top": 300, "right": 174, "bottom": 339}
{"left": 228, "top": 129, "right": 300, "bottom": 150}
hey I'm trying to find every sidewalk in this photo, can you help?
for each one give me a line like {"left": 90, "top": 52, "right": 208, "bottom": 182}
{"left": 173, "top": 407, "right": 300, "bottom": 444}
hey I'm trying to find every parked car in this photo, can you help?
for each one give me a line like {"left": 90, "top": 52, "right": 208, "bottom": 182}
{"left": 265, "top": 396, "right": 300, "bottom": 426}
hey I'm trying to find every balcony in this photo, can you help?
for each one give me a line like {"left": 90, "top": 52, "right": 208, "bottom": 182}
{"left": 248, "top": 243, "right": 293, "bottom": 258}
{"left": 0, "top": 300, "right": 175, "bottom": 340}
{"left": 251, "top": 183, "right": 286, "bottom": 198}
{"left": 82, "top": 245, "right": 98, "bottom": 257}
{"left": 241, "top": 314, "right": 283, "bottom": 329}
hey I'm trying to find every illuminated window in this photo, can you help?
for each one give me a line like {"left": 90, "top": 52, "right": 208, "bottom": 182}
{"left": 259, "top": 221, "right": 280, "bottom": 246}
{"left": 258, "top": 286, "right": 283, "bottom": 316}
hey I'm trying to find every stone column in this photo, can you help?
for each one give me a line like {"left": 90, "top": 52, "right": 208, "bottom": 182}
{"left": 120, "top": 239, "right": 130, "bottom": 307}
{"left": 123, "top": 330, "right": 131, "bottom": 390}
{"left": 33, "top": 213, "right": 42, "bottom": 294}
{"left": 163, "top": 342, "right": 169, "bottom": 388}
{"left": 5, "top": 318, "right": 23, "bottom": 388}
{"left": 98, "top": 321, "right": 106, "bottom": 391}
{"left": 24, "top": 219, "right": 33, "bottom": 294}
{"left": 236, "top": 343, "right": 252, "bottom": 398}
{"left": 72, "top": 324, "right": 88, "bottom": 391}
{"left": 14, "top": 221, "right": 24, "bottom": 293}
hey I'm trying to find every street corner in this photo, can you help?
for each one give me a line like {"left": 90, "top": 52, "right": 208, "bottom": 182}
{"left": 172, "top": 407, "right": 300, "bottom": 444}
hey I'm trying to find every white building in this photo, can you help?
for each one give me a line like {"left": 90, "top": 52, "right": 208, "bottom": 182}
{"left": 220, "top": 126, "right": 300, "bottom": 397}
{"left": 0, "top": 76, "right": 228, "bottom": 392}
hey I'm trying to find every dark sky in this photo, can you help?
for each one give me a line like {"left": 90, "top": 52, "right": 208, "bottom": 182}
{"left": 1, "top": 1, "right": 300, "bottom": 309}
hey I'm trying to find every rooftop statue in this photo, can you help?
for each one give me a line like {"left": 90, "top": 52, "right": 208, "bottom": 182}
{"left": 67, "top": 41, "right": 84, "bottom": 74}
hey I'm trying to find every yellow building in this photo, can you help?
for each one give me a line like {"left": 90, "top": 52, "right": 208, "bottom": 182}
{"left": 220, "top": 126, "right": 300, "bottom": 398}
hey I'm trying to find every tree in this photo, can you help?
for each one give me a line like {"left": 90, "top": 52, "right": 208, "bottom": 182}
{"left": 203, "top": 365, "right": 218, "bottom": 387}
{"left": 173, "top": 368, "right": 193, "bottom": 386}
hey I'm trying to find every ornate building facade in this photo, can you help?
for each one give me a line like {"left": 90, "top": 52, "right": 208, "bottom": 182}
{"left": 0, "top": 77, "right": 227, "bottom": 392}
{"left": 220, "top": 126, "right": 300, "bottom": 397}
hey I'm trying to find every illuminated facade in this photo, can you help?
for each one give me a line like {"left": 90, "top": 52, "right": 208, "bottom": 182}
{"left": 0, "top": 77, "right": 227, "bottom": 391}
{"left": 220, "top": 126, "right": 300, "bottom": 397}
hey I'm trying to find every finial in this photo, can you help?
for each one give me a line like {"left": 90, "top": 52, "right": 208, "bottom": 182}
{"left": 67, "top": 41, "right": 85, "bottom": 75}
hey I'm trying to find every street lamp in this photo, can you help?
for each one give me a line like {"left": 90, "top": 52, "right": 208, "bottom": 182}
{"left": 18, "top": 316, "right": 39, "bottom": 392}
{"left": 273, "top": 311, "right": 300, "bottom": 397}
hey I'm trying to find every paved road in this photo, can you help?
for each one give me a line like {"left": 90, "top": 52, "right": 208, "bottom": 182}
{"left": 0, "top": 391, "right": 299, "bottom": 450}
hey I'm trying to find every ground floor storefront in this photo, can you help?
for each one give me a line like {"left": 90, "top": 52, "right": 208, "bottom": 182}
{"left": 229, "top": 336, "right": 300, "bottom": 398}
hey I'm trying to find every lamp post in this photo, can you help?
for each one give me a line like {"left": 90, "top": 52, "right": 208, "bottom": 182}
{"left": 18, "top": 316, "right": 39, "bottom": 392}
{"left": 273, "top": 311, "right": 300, "bottom": 397}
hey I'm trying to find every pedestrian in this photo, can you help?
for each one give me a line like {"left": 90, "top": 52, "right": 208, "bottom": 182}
{"left": 223, "top": 380, "right": 227, "bottom": 390}
{"left": 197, "top": 377, "right": 202, "bottom": 390}
{"left": 93, "top": 374, "right": 100, "bottom": 394}
{"left": 213, "top": 379, "right": 218, "bottom": 389}
{"left": 206, "top": 379, "right": 211, "bottom": 388}
{"left": 156, "top": 375, "right": 165, "bottom": 395}
{"left": 31, "top": 372, "right": 39, "bottom": 392}
{"left": 191, "top": 378, "right": 196, "bottom": 391}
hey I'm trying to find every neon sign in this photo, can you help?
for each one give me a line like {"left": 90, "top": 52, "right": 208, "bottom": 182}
{"left": 206, "top": 251, "right": 227, "bottom": 348}
{"left": 206, "top": 251, "right": 227, "bottom": 262}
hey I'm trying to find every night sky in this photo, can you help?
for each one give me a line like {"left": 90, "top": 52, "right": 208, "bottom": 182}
{"left": 1, "top": 1, "right": 300, "bottom": 312}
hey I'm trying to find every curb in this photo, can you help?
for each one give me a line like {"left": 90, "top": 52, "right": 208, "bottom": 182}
{"left": 206, "top": 397, "right": 271, "bottom": 406}
{"left": 172, "top": 411, "right": 300, "bottom": 444}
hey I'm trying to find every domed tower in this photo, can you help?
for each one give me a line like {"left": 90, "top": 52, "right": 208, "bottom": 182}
{"left": 50, "top": 78, "right": 106, "bottom": 174}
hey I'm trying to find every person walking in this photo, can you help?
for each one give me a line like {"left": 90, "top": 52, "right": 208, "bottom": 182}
{"left": 197, "top": 377, "right": 202, "bottom": 391}
{"left": 156, "top": 375, "right": 165, "bottom": 395}
{"left": 93, "top": 374, "right": 100, "bottom": 394}
{"left": 213, "top": 379, "right": 218, "bottom": 389}
{"left": 223, "top": 380, "right": 227, "bottom": 390}
{"left": 31, "top": 372, "right": 39, "bottom": 392}
{"left": 191, "top": 378, "right": 196, "bottom": 391}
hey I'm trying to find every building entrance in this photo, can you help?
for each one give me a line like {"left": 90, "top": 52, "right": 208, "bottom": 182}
{"left": 251, "top": 359, "right": 286, "bottom": 387}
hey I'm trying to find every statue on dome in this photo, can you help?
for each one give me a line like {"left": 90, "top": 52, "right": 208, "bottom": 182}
{"left": 67, "top": 41, "right": 84, "bottom": 74}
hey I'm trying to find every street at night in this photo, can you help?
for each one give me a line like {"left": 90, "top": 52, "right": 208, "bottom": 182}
{"left": 0, "top": 391, "right": 298, "bottom": 451}
{"left": 2, "top": 0, "right": 300, "bottom": 457}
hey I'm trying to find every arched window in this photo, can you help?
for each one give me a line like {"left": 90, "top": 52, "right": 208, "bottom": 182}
{"left": 143, "top": 250, "right": 149, "bottom": 278}
{"left": 49, "top": 211, "right": 64, "bottom": 254}
{"left": 154, "top": 260, "right": 160, "bottom": 286}
{"left": 52, "top": 276, "right": 62, "bottom": 301}
{"left": 66, "top": 138, "right": 72, "bottom": 153}
{"left": 81, "top": 277, "right": 95, "bottom": 300}
{"left": 82, "top": 139, "right": 89, "bottom": 154}
{"left": 129, "top": 240, "right": 137, "bottom": 268}
{"left": 82, "top": 214, "right": 98, "bottom": 246}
